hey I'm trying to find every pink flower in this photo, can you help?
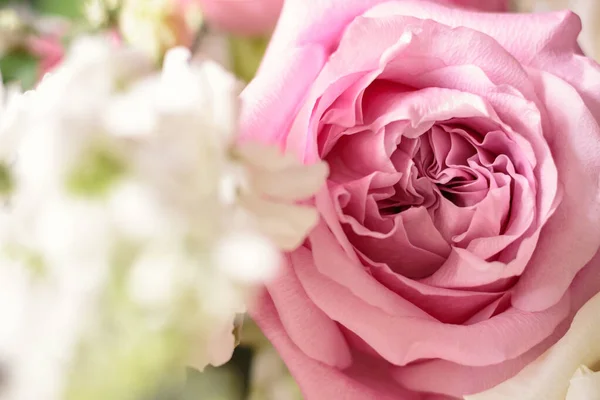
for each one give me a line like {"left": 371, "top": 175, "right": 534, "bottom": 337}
{"left": 191, "top": 0, "right": 284, "bottom": 35}
{"left": 241, "top": 0, "right": 600, "bottom": 399}
{"left": 27, "top": 35, "right": 64, "bottom": 78}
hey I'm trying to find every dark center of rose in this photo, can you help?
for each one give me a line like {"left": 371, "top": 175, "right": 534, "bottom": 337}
{"left": 375, "top": 122, "right": 488, "bottom": 216}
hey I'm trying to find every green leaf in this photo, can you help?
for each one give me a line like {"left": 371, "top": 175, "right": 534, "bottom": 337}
{"left": 229, "top": 35, "right": 269, "bottom": 83}
{"left": 0, "top": 50, "right": 39, "bottom": 90}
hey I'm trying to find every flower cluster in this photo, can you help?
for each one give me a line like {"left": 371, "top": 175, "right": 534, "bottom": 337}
{"left": 84, "top": 0, "right": 203, "bottom": 60}
{"left": 0, "top": 35, "right": 326, "bottom": 400}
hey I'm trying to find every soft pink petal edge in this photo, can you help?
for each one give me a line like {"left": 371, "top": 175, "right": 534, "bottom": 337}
{"left": 240, "top": 0, "right": 584, "bottom": 150}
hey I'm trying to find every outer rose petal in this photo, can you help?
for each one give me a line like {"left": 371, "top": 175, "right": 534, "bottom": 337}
{"left": 265, "top": 0, "right": 511, "bottom": 62}
{"left": 394, "top": 253, "right": 600, "bottom": 397}
{"left": 297, "top": 230, "right": 568, "bottom": 367}
{"left": 510, "top": 70, "right": 600, "bottom": 311}
{"left": 251, "top": 251, "right": 600, "bottom": 399}
{"left": 252, "top": 291, "right": 411, "bottom": 400}
{"left": 362, "top": 1, "right": 600, "bottom": 116}
{"left": 467, "top": 252, "right": 600, "bottom": 400}
{"left": 266, "top": 256, "right": 352, "bottom": 368}
{"left": 240, "top": 0, "right": 581, "bottom": 149}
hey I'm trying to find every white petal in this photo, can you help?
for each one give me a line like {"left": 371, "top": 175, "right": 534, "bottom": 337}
{"left": 214, "top": 231, "right": 281, "bottom": 284}
{"left": 235, "top": 142, "right": 299, "bottom": 171}
{"left": 566, "top": 366, "right": 600, "bottom": 400}
{"left": 34, "top": 196, "right": 112, "bottom": 265}
{"left": 467, "top": 293, "right": 600, "bottom": 400}
{"left": 188, "top": 315, "right": 237, "bottom": 371}
{"left": 240, "top": 194, "right": 319, "bottom": 250}
{"left": 128, "top": 247, "right": 180, "bottom": 309}
{"left": 103, "top": 83, "right": 159, "bottom": 137}
{"left": 195, "top": 59, "right": 240, "bottom": 137}
{"left": 108, "top": 180, "right": 172, "bottom": 240}
{"left": 249, "top": 160, "right": 328, "bottom": 201}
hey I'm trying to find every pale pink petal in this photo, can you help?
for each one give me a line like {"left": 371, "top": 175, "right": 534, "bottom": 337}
{"left": 294, "top": 240, "right": 570, "bottom": 367}
{"left": 267, "top": 256, "right": 352, "bottom": 368}
{"left": 250, "top": 291, "right": 407, "bottom": 400}
{"left": 365, "top": 2, "right": 581, "bottom": 68}
{"left": 239, "top": 46, "right": 327, "bottom": 147}
{"left": 512, "top": 71, "right": 600, "bottom": 312}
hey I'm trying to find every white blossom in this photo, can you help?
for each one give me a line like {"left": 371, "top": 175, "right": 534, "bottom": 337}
{"left": 0, "top": 34, "right": 327, "bottom": 400}
{"left": 214, "top": 231, "right": 281, "bottom": 284}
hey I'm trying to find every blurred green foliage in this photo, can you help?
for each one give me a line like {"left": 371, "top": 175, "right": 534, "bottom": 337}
{"left": 0, "top": 0, "right": 83, "bottom": 89}
{"left": 0, "top": 0, "right": 82, "bottom": 18}
{"left": 0, "top": 1, "right": 269, "bottom": 87}
{"left": 229, "top": 35, "right": 269, "bottom": 83}
{"left": 0, "top": 50, "right": 38, "bottom": 89}
{"left": 31, "top": 0, "right": 83, "bottom": 18}
{"left": 0, "top": 2, "right": 271, "bottom": 397}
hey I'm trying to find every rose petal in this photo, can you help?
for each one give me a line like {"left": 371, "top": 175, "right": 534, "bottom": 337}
{"left": 267, "top": 256, "right": 352, "bottom": 368}
{"left": 296, "top": 236, "right": 570, "bottom": 367}
{"left": 467, "top": 251, "right": 600, "bottom": 400}
{"left": 250, "top": 290, "right": 407, "bottom": 400}
{"left": 365, "top": 2, "right": 581, "bottom": 68}
{"left": 512, "top": 71, "right": 600, "bottom": 312}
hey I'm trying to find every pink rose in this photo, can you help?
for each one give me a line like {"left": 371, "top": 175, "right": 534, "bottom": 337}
{"left": 191, "top": 0, "right": 284, "bottom": 35}
{"left": 241, "top": 0, "right": 600, "bottom": 399}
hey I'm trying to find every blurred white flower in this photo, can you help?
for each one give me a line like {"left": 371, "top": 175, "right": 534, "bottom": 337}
{"left": 214, "top": 231, "right": 281, "bottom": 284}
{"left": 234, "top": 143, "right": 329, "bottom": 250}
{"left": 0, "top": 34, "right": 327, "bottom": 400}
{"left": 84, "top": 0, "right": 111, "bottom": 28}
{"left": 128, "top": 244, "right": 185, "bottom": 309}
{"left": 118, "top": 0, "right": 194, "bottom": 61}
{"left": 108, "top": 180, "right": 172, "bottom": 240}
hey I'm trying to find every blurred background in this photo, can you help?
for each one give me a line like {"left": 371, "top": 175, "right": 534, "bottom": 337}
{"left": 0, "top": 1, "right": 296, "bottom": 399}
{"left": 0, "top": 0, "right": 81, "bottom": 18}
